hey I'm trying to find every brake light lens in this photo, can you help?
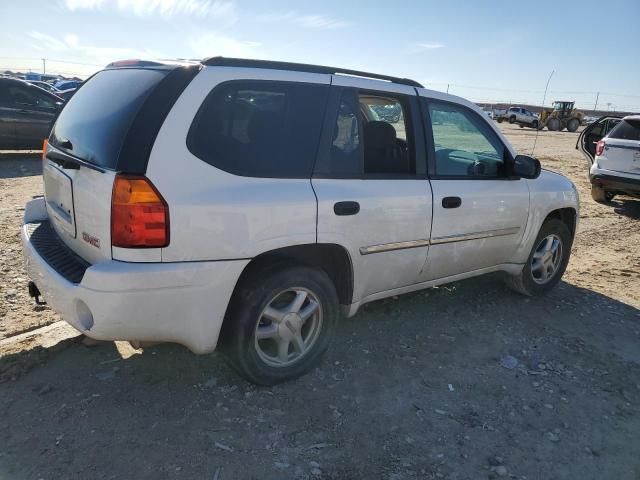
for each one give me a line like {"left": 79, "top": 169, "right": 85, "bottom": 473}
{"left": 595, "top": 140, "right": 605, "bottom": 157}
{"left": 42, "top": 138, "right": 48, "bottom": 161}
{"left": 111, "top": 175, "right": 169, "bottom": 248}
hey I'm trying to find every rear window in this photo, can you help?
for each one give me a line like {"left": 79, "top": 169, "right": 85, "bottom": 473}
{"left": 188, "top": 80, "right": 329, "bottom": 178}
{"left": 50, "top": 68, "right": 168, "bottom": 169}
{"left": 609, "top": 119, "right": 640, "bottom": 141}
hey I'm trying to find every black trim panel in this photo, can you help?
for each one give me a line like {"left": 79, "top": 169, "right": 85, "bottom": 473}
{"left": 120, "top": 65, "right": 200, "bottom": 174}
{"left": 25, "top": 221, "right": 89, "bottom": 284}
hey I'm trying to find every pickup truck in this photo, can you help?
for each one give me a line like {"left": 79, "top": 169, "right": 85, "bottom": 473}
{"left": 496, "top": 107, "right": 539, "bottom": 129}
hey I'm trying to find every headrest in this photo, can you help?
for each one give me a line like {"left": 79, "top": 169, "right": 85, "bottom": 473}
{"left": 364, "top": 121, "right": 396, "bottom": 148}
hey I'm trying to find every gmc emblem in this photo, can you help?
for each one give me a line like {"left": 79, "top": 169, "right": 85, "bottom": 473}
{"left": 82, "top": 232, "right": 101, "bottom": 249}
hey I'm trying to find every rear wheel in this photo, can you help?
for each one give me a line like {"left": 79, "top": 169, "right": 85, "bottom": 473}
{"left": 547, "top": 118, "right": 561, "bottom": 131}
{"left": 504, "top": 218, "right": 571, "bottom": 296}
{"left": 567, "top": 118, "right": 580, "bottom": 132}
{"left": 497, "top": 118, "right": 504, "bottom": 123}
{"left": 591, "top": 184, "right": 616, "bottom": 203}
{"left": 222, "top": 264, "right": 339, "bottom": 385}
{"left": 519, "top": 124, "right": 524, "bottom": 128}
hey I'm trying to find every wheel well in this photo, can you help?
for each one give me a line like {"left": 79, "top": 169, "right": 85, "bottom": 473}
{"left": 544, "top": 208, "right": 577, "bottom": 237}
{"left": 233, "top": 244, "right": 354, "bottom": 306}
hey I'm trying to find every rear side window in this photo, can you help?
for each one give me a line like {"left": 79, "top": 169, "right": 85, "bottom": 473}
{"left": 609, "top": 119, "right": 640, "bottom": 141}
{"left": 188, "top": 81, "right": 329, "bottom": 178}
{"left": 50, "top": 68, "right": 168, "bottom": 169}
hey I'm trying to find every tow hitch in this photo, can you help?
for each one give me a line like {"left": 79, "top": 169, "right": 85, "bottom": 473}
{"left": 28, "top": 281, "right": 46, "bottom": 305}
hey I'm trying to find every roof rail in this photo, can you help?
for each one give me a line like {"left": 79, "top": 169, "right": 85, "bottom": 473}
{"left": 201, "top": 56, "right": 424, "bottom": 88}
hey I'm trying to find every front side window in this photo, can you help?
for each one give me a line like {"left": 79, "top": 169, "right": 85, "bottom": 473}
{"left": 8, "top": 85, "right": 55, "bottom": 108}
{"left": 189, "top": 81, "right": 329, "bottom": 178}
{"left": 428, "top": 101, "right": 505, "bottom": 178}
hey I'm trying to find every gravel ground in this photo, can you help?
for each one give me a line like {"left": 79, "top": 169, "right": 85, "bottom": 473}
{"left": 0, "top": 125, "right": 639, "bottom": 479}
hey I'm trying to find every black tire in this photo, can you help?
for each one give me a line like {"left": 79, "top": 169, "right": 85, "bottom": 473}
{"left": 222, "top": 263, "right": 339, "bottom": 385}
{"left": 547, "top": 118, "right": 561, "bottom": 131}
{"left": 591, "top": 184, "right": 612, "bottom": 203}
{"left": 509, "top": 115, "right": 516, "bottom": 124}
{"left": 532, "top": 120, "right": 539, "bottom": 129}
{"left": 504, "top": 218, "right": 572, "bottom": 296}
{"left": 567, "top": 118, "right": 580, "bottom": 132}
{"left": 519, "top": 124, "right": 524, "bottom": 128}
{"left": 497, "top": 118, "right": 504, "bottom": 123}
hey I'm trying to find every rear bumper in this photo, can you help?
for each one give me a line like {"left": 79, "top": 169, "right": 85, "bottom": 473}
{"left": 22, "top": 198, "right": 249, "bottom": 354}
{"left": 589, "top": 167, "right": 640, "bottom": 196}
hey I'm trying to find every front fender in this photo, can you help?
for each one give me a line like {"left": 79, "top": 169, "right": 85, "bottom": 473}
{"left": 511, "top": 170, "right": 579, "bottom": 263}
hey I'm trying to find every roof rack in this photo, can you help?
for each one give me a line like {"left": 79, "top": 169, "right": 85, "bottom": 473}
{"left": 201, "top": 56, "right": 424, "bottom": 88}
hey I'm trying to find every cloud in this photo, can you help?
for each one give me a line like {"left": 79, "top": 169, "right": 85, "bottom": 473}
{"left": 257, "top": 12, "right": 351, "bottom": 29}
{"left": 28, "top": 30, "right": 159, "bottom": 66}
{"left": 187, "top": 32, "right": 261, "bottom": 58}
{"left": 415, "top": 42, "right": 445, "bottom": 50}
{"left": 63, "top": 0, "right": 238, "bottom": 22}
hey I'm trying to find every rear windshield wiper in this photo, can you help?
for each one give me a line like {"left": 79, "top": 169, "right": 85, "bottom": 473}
{"left": 46, "top": 147, "right": 105, "bottom": 173}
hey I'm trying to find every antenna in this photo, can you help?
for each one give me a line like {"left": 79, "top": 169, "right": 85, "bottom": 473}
{"left": 531, "top": 70, "right": 554, "bottom": 156}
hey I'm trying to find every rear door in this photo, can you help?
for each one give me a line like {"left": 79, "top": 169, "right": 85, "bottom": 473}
{"left": 420, "top": 95, "right": 529, "bottom": 280}
{"left": 43, "top": 67, "right": 184, "bottom": 264}
{"left": 577, "top": 116, "right": 622, "bottom": 164}
{"left": 602, "top": 118, "right": 640, "bottom": 174}
{"left": 312, "top": 77, "right": 432, "bottom": 302}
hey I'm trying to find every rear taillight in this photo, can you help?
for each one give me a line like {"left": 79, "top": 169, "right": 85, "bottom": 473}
{"left": 595, "top": 140, "right": 605, "bottom": 156}
{"left": 42, "top": 138, "right": 48, "bottom": 161}
{"left": 111, "top": 175, "right": 169, "bottom": 248}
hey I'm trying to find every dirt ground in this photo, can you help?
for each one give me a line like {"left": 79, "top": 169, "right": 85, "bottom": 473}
{"left": 1, "top": 124, "right": 639, "bottom": 480}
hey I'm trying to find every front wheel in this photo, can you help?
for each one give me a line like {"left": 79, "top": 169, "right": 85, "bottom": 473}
{"left": 509, "top": 115, "right": 516, "bottom": 124}
{"left": 567, "top": 118, "right": 580, "bottom": 132}
{"left": 504, "top": 218, "right": 572, "bottom": 296}
{"left": 532, "top": 120, "right": 539, "bottom": 129}
{"left": 222, "top": 264, "right": 339, "bottom": 385}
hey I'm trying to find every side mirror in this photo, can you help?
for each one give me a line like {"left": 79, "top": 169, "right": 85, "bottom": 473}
{"left": 511, "top": 154, "right": 541, "bottom": 179}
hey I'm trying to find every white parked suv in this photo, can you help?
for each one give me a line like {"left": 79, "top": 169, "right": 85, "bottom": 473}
{"left": 580, "top": 115, "right": 640, "bottom": 202}
{"left": 22, "top": 58, "right": 579, "bottom": 384}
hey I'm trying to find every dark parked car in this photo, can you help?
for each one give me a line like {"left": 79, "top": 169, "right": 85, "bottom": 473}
{"left": 0, "top": 78, "right": 64, "bottom": 149}
{"left": 26, "top": 80, "right": 61, "bottom": 95}
{"left": 53, "top": 79, "right": 82, "bottom": 91}
{"left": 56, "top": 88, "right": 77, "bottom": 101}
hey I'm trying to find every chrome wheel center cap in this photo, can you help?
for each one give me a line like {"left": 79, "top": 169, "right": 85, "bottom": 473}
{"left": 279, "top": 313, "right": 302, "bottom": 340}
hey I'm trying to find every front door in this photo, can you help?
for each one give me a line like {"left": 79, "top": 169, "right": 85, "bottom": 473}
{"left": 420, "top": 97, "right": 530, "bottom": 280}
{"left": 312, "top": 79, "right": 432, "bottom": 303}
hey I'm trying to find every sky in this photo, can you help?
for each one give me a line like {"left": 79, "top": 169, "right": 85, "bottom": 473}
{"left": 1, "top": 0, "right": 639, "bottom": 111}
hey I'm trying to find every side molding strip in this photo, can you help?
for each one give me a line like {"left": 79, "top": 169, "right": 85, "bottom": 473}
{"left": 431, "top": 227, "right": 521, "bottom": 245}
{"left": 359, "top": 239, "right": 430, "bottom": 255}
{"left": 359, "top": 227, "right": 520, "bottom": 255}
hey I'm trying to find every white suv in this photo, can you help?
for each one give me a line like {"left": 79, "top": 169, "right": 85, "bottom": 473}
{"left": 22, "top": 58, "right": 579, "bottom": 384}
{"left": 582, "top": 115, "right": 640, "bottom": 202}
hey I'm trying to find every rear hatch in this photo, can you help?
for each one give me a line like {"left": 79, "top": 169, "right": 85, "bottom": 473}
{"left": 601, "top": 118, "right": 640, "bottom": 175}
{"left": 43, "top": 65, "right": 196, "bottom": 264}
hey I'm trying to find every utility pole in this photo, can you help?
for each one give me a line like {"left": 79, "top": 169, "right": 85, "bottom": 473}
{"left": 42, "top": 58, "right": 46, "bottom": 74}
{"left": 593, "top": 92, "right": 599, "bottom": 113}
{"left": 446, "top": 84, "right": 450, "bottom": 94}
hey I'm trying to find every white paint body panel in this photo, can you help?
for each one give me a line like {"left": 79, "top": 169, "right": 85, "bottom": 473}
{"left": 22, "top": 199, "right": 246, "bottom": 354}
{"left": 146, "top": 66, "right": 331, "bottom": 262}
{"left": 42, "top": 158, "right": 115, "bottom": 264}
{"left": 313, "top": 178, "right": 432, "bottom": 300}
{"left": 425, "top": 179, "right": 529, "bottom": 279}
